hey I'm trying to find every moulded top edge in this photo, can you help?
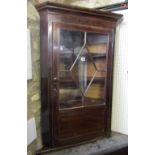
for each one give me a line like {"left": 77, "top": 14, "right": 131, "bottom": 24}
{"left": 35, "top": 1, "right": 123, "bottom": 22}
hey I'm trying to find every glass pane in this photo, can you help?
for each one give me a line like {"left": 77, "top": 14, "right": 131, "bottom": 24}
{"left": 87, "top": 33, "right": 109, "bottom": 72}
{"left": 59, "top": 30, "right": 108, "bottom": 109}
{"left": 84, "top": 71, "right": 106, "bottom": 106}
{"left": 59, "top": 29, "right": 84, "bottom": 71}
{"left": 59, "top": 29, "right": 84, "bottom": 108}
{"left": 59, "top": 71, "right": 82, "bottom": 108}
{"left": 71, "top": 47, "right": 96, "bottom": 93}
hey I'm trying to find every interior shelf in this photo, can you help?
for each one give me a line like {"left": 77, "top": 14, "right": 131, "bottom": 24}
{"left": 59, "top": 77, "right": 105, "bottom": 88}
{"left": 59, "top": 53, "right": 106, "bottom": 59}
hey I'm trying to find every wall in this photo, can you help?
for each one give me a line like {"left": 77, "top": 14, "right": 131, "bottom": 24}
{"left": 111, "top": 10, "right": 128, "bottom": 134}
{"left": 27, "top": 0, "right": 42, "bottom": 154}
{"left": 37, "top": 0, "right": 125, "bottom": 8}
{"left": 69, "top": 0, "right": 124, "bottom": 8}
{"left": 27, "top": 0, "right": 126, "bottom": 155}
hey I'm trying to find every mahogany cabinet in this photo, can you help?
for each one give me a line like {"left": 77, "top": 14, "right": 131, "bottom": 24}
{"left": 36, "top": 2, "right": 122, "bottom": 148}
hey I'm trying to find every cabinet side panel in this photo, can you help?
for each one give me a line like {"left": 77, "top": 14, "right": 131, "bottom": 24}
{"left": 104, "top": 29, "right": 116, "bottom": 136}
{"left": 40, "top": 10, "right": 52, "bottom": 146}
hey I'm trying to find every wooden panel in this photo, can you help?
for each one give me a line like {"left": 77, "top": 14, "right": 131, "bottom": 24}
{"left": 58, "top": 106, "right": 106, "bottom": 140}
{"left": 36, "top": 1, "right": 122, "bottom": 22}
{"left": 48, "top": 14, "right": 115, "bottom": 29}
{"left": 39, "top": 10, "right": 53, "bottom": 146}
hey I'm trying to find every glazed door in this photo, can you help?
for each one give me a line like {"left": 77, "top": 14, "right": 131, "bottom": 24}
{"left": 52, "top": 23, "right": 112, "bottom": 146}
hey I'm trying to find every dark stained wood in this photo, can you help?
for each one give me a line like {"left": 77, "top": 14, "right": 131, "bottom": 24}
{"left": 58, "top": 106, "right": 106, "bottom": 139}
{"left": 39, "top": 10, "right": 53, "bottom": 146}
{"left": 104, "top": 29, "right": 115, "bottom": 137}
{"left": 36, "top": 1, "right": 122, "bottom": 22}
{"left": 36, "top": 2, "right": 122, "bottom": 150}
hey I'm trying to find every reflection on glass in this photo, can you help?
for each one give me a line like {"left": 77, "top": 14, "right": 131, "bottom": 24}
{"left": 59, "top": 29, "right": 108, "bottom": 109}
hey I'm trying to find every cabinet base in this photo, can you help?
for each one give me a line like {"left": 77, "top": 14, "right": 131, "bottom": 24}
{"left": 36, "top": 132, "right": 127, "bottom": 155}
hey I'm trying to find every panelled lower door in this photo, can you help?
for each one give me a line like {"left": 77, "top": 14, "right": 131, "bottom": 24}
{"left": 52, "top": 23, "right": 111, "bottom": 146}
